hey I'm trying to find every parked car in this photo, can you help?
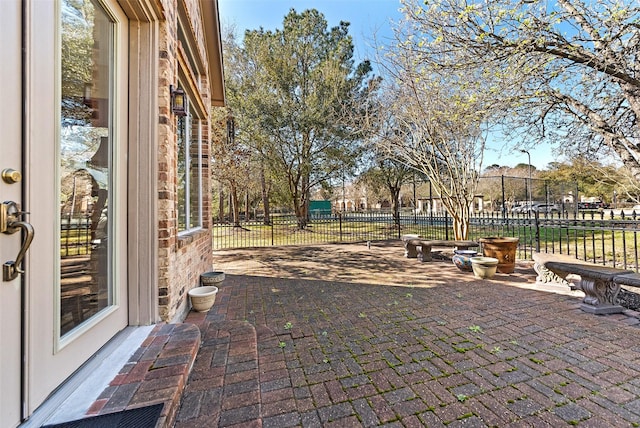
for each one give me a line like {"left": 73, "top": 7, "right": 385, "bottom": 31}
{"left": 511, "top": 201, "right": 540, "bottom": 214}
{"left": 529, "top": 203, "right": 560, "bottom": 213}
{"left": 578, "top": 201, "right": 609, "bottom": 210}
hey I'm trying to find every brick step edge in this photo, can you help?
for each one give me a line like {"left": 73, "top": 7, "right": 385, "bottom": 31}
{"left": 86, "top": 322, "right": 201, "bottom": 428}
{"left": 174, "top": 319, "right": 261, "bottom": 427}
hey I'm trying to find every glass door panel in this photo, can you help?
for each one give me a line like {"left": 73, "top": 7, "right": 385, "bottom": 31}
{"left": 59, "top": 0, "right": 113, "bottom": 335}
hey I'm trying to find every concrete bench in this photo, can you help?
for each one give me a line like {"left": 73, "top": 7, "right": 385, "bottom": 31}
{"left": 401, "top": 235, "right": 422, "bottom": 258}
{"left": 544, "top": 260, "right": 633, "bottom": 314}
{"left": 615, "top": 273, "right": 640, "bottom": 289}
{"left": 532, "top": 252, "right": 592, "bottom": 289}
{"left": 401, "top": 235, "right": 478, "bottom": 262}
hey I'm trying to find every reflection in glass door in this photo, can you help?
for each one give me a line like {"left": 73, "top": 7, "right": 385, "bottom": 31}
{"left": 59, "top": 0, "right": 113, "bottom": 336}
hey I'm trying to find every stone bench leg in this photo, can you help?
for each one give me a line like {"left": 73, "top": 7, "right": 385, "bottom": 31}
{"left": 580, "top": 277, "right": 623, "bottom": 314}
{"left": 533, "top": 262, "right": 572, "bottom": 288}
{"left": 404, "top": 242, "right": 418, "bottom": 258}
{"left": 417, "top": 246, "right": 432, "bottom": 262}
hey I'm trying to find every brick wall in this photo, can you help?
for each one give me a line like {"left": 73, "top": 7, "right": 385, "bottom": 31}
{"left": 156, "top": 0, "right": 218, "bottom": 322}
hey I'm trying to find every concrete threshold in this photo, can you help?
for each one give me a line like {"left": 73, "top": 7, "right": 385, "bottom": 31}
{"left": 22, "top": 325, "right": 155, "bottom": 427}
{"left": 23, "top": 320, "right": 202, "bottom": 428}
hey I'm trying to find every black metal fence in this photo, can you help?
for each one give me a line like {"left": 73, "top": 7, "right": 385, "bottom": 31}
{"left": 61, "top": 215, "right": 92, "bottom": 257}
{"left": 213, "top": 211, "right": 640, "bottom": 271}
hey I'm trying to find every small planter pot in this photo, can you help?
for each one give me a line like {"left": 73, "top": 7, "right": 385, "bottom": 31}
{"left": 452, "top": 250, "right": 478, "bottom": 272}
{"left": 188, "top": 286, "right": 218, "bottom": 312}
{"left": 470, "top": 256, "right": 499, "bottom": 279}
{"left": 201, "top": 271, "right": 225, "bottom": 286}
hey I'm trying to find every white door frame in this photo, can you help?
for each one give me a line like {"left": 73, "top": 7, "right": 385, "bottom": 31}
{"left": 0, "top": 0, "right": 27, "bottom": 425}
{"left": 24, "top": 0, "right": 130, "bottom": 413}
{"left": 0, "top": 0, "right": 161, "bottom": 424}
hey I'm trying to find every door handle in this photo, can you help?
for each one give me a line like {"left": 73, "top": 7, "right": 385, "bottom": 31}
{"left": 2, "top": 201, "right": 35, "bottom": 281}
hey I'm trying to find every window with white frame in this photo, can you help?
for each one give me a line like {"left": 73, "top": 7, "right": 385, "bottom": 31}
{"left": 177, "top": 96, "right": 202, "bottom": 232}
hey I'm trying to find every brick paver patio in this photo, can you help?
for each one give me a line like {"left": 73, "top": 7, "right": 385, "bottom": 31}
{"left": 171, "top": 242, "right": 640, "bottom": 427}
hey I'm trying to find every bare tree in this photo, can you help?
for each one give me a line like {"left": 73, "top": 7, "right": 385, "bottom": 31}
{"left": 611, "top": 166, "right": 640, "bottom": 204}
{"left": 398, "top": 0, "right": 640, "bottom": 180}
{"left": 370, "top": 53, "right": 487, "bottom": 239}
{"left": 359, "top": 155, "right": 414, "bottom": 226}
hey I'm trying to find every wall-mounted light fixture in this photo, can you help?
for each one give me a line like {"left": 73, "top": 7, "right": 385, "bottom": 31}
{"left": 170, "top": 84, "right": 187, "bottom": 117}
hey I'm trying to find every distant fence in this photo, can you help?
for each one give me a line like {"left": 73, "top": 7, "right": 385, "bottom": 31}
{"left": 477, "top": 175, "right": 579, "bottom": 214}
{"left": 213, "top": 211, "right": 640, "bottom": 271}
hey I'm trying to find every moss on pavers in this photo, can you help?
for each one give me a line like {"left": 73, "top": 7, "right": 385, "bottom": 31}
{"left": 176, "top": 319, "right": 260, "bottom": 427}
{"left": 175, "top": 243, "right": 640, "bottom": 426}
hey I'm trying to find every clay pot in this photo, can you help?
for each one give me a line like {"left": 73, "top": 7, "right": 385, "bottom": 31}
{"left": 470, "top": 256, "right": 499, "bottom": 279}
{"left": 188, "top": 286, "right": 218, "bottom": 312}
{"left": 200, "top": 271, "right": 225, "bottom": 286}
{"left": 479, "top": 237, "right": 519, "bottom": 273}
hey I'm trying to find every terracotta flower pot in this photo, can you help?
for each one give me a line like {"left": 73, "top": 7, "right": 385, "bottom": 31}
{"left": 479, "top": 237, "right": 519, "bottom": 273}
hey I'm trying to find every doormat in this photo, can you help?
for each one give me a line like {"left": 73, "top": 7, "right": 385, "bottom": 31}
{"left": 42, "top": 403, "right": 163, "bottom": 428}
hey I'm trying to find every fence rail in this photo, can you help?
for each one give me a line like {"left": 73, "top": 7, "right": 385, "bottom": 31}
{"left": 213, "top": 211, "right": 640, "bottom": 271}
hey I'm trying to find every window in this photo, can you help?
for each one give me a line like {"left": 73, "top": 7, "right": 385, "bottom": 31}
{"left": 177, "top": 96, "right": 202, "bottom": 232}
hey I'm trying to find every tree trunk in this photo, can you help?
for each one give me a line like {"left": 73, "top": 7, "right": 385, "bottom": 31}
{"left": 294, "top": 203, "right": 308, "bottom": 229}
{"left": 450, "top": 202, "right": 471, "bottom": 240}
{"left": 299, "top": 193, "right": 309, "bottom": 229}
{"left": 230, "top": 184, "right": 240, "bottom": 227}
{"left": 390, "top": 186, "right": 401, "bottom": 226}
{"left": 305, "top": 187, "right": 311, "bottom": 224}
{"left": 452, "top": 217, "right": 468, "bottom": 241}
{"left": 218, "top": 184, "right": 224, "bottom": 223}
{"left": 294, "top": 175, "right": 310, "bottom": 229}
{"left": 260, "top": 164, "right": 271, "bottom": 225}
{"left": 245, "top": 191, "right": 250, "bottom": 222}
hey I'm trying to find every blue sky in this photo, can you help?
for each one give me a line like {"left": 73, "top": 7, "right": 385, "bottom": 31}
{"left": 218, "top": 0, "right": 558, "bottom": 170}
{"left": 219, "top": 0, "right": 402, "bottom": 62}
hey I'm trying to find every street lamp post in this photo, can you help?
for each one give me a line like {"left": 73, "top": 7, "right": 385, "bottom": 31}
{"left": 520, "top": 149, "right": 532, "bottom": 211}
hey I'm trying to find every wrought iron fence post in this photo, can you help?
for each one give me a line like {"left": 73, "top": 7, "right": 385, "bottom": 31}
{"left": 534, "top": 212, "right": 540, "bottom": 253}
{"left": 271, "top": 220, "right": 274, "bottom": 246}
{"left": 445, "top": 210, "right": 449, "bottom": 240}
{"left": 413, "top": 173, "right": 417, "bottom": 225}
{"left": 339, "top": 211, "right": 343, "bottom": 242}
{"left": 501, "top": 175, "right": 506, "bottom": 217}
